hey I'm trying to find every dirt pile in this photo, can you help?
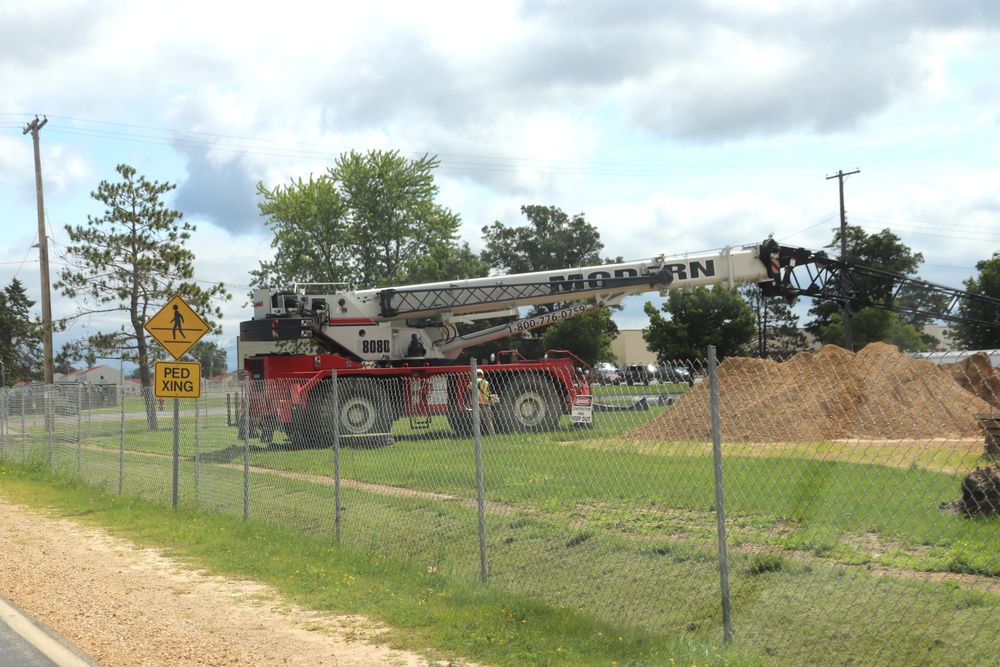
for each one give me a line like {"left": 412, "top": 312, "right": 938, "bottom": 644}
{"left": 628, "top": 342, "right": 993, "bottom": 442}
{"left": 943, "top": 351, "right": 1000, "bottom": 407}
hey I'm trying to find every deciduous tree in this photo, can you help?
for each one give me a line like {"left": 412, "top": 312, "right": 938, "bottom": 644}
{"left": 251, "top": 174, "right": 350, "bottom": 288}
{"left": 540, "top": 308, "right": 619, "bottom": 367}
{"left": 480, "top": 206, "right": 617, "bottom": 361}
{"left": 643, "top": 286, "right": 755, "bottom": 362}
{"left": 185, "top": 341, "right": 228, "bottom": 379}
{"left": 253, "top": 150, "right": 485, "bottom": 290}
{"left": 947, "top": 252, "right": 1000, "bottom": 350}
{"left": 819, "top": 310, "right": 926, "bottom": 352}
{"left": 806, "top": 226, "right": 935, "bottom": 348}
{"left": 481, "top": 205, "right": 603, "bottom": 281}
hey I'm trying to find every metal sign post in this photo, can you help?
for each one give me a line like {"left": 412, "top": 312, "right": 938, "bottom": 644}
{"left": 144, "top": 295, "right": 210, "bottom": 508}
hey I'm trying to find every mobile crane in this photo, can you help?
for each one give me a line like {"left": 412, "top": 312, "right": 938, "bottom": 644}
{"left": 239, "top": 238, "right": 1000, "bottom": 448}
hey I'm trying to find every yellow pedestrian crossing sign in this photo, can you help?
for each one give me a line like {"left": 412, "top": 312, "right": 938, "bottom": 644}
{"left": 154, "top": 361, "right": 202, "bottom": 398}
{"left": 144, "top": 295, "right": 210, "bottom": 360}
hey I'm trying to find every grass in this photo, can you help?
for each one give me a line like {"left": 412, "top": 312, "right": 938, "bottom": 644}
{"left": 0, "top": 459, "right": 759, "bottom": 667}
{"left": 3, "top": 401, "right": 1000, "bottom": 666}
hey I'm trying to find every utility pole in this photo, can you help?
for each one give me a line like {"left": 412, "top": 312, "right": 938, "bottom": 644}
{"left": 826, "top": 168, "right": 860, "bottom": 351}
{"left": 24, "top": 116, "right": 54, "bottom": 384}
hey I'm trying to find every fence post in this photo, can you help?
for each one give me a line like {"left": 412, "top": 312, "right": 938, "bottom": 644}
{"left": 119, "top": 387, "right": 125, "bottom": 494}
{"left": 47, "top": 387, "right": 53, "bottom": 470}
{"left": 709, "top": 345, "right": 733, "bottom": 643}
{"left": 1, "top": 387, "right": 6, "bottom": 459}
{"left": 21, "top": 393, "right": 26, "bottom": 459}
{"left": 172, "top": 398, "right": 180, "bottom": 508}
{"left": 195, "top": 394, "right": 201, "bottom": 504}
{"left": 471, "top": 360, "right": 489, "bottom": 586}
{"left": 76, "top": 384, "right": 83, "bottom": 474}
{"left": 242, "top": 379, "right": 250, "bottom": 522}
{"left": 332, "top": 370, "right": 342, "bottom": 542}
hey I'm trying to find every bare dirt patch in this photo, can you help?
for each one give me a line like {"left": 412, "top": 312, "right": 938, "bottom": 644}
{"left": 0, "top": 497, "right": 473, "bottom": 667}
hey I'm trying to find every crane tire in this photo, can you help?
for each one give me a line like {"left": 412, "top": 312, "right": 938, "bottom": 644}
{"left": 337, "top": 378, "right": 394, "bottom": 449}
{"left": 498, "top": 376, "right": 561, "bottom": 433}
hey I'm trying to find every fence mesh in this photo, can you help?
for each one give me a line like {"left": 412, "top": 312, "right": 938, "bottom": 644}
{"left": 3, "top": 345, "right": 1000, "bottom": 665}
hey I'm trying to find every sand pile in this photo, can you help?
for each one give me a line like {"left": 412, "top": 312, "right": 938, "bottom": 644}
{"left": 628, "top": 342, "right": 993, "bottom": 442}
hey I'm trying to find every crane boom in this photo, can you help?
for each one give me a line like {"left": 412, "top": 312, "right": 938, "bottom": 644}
{"left": 243, "top": 239, "right": 804, "bottom": 362}
{"left": 367, "top": 240, "right": 787, "bottom": 319}
{"left": 764, "top": 245, "right": 1000, "bottom": 328}
{"left": 243, "top": 238, "right": 1000, "bottom": 366}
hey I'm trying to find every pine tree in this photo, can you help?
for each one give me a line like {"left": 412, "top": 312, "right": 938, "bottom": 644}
{"left": 56, "top": 164, "right": 231, "bottom": 429}
{"left": 0, "top": 278, "right": 43, "bottom": 384}
{"left": 742, "top": 285, "right": 808, "bottom": 359}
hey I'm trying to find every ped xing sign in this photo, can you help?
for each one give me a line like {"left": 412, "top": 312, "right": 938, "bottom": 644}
{"left": 154, "top": 361, "right": 202, "bottom": 398}
{"left": 144, "top": 295, "right": 210, "bottom": 360}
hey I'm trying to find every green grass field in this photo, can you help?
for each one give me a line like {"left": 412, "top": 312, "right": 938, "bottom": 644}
{"left": 2, "top": 395, "right": 998, "bottom": 666}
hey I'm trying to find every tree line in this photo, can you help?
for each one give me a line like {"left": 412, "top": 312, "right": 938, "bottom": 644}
{"left": 3, "top": 150, "right": 999, "bottom": 399}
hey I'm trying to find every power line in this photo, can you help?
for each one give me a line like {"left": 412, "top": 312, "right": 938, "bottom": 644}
{"left": 6, "top": 113, "right": 825, "bottom": 179}
{"left": 3, "top": 114, "right": 992, "bottom": 253}
{"left": 847, "top": 214, "right": 1000, "bottom": 244}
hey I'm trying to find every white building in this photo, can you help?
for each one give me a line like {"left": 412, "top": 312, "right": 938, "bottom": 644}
{"left": 56, "top": 365, "right": 123, "bottom": 386}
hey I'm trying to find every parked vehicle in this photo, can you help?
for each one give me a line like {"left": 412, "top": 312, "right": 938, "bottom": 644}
{"left": 618, "top": 364, "right": 694, "bottom": 387}
{"left": 657, "top": 365, "right": 695, "bottom": 386}
{"left": 590, "top": 362, "right": 621, "bottom": 385}
{"left": 620, "top": 364, "right": 658, "bottom": 386}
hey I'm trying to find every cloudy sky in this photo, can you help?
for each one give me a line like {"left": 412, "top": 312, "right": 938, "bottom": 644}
{"left": 2, "top": 0, "right": 999, "bottom": 371}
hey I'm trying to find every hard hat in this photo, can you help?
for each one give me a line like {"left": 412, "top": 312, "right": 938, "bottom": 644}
{"left": 476, "top": 369, "right": 484, "bottom": 375}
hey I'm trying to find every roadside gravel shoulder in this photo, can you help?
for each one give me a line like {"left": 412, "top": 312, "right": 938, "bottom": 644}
{"left": 0, "top": 497, "right": 463, "bottom": 667}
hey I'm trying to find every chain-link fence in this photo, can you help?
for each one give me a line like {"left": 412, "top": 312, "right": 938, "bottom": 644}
{"left": 2, "top": 345, "right": 999, "bottom": 666}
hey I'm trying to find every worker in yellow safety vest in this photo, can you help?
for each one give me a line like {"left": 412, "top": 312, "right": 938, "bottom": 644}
{"left": 469, "top": 369, "right": 496, "bottom": 435}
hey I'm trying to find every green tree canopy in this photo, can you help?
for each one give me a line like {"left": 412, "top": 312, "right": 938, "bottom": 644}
{"left": 55, "top": 164, "right": 231, "bottom": 428}
{"left": 479, "top": 205, "right": 618, "bottom": 362}
{"left": 252, "top": 150, "right": 486, "bottom": 290}
{"left": 0, "top": 278, "right": 42, "bottom": 385}
{"left": 251, "top": 174, "right": 350, "bottom": 287}
{"left": 184, "top": 341, "right": 228, "bottom": 378}
{"left": 481, "top": 205, "right": 604, "bottom": 280}
{"left": 539, "top": 308, "right": 618, "bottom": 367}
{"left": 643, "top": 286, "right": 755, "bottom": 362}
{"left": 53, "top": 342, "right": 97, "bottom": 376}
{"left": 947, "top": 252, "right": 1000, "bottom": 350}
{"left": 53, "top": 347, "right": 76, "bottom": 377}
{"left": 819, "top": 310, "right": 926, "bottom": 352}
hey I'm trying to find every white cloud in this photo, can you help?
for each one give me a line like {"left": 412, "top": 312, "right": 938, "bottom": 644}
{"left": 0, "top": 135, "right": 34, "bottom": 191}
{"left": 4, "top": 0, "right": 1000, "bottom": 369}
